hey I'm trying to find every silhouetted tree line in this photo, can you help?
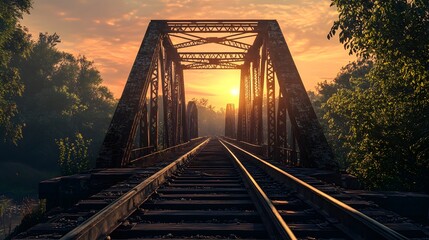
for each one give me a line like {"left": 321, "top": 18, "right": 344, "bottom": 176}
{"left": 191, "top": 98, "right": 225, "bottom": 137}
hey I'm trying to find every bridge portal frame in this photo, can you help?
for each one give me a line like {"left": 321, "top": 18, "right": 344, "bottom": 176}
{"left": 96, "top": 20, "right": 336, "bottom": 169}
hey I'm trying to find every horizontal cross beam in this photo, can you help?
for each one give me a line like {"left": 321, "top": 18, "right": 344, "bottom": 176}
{"left": 178, "top": 52, "right": 245, "bottom": 63}
{"left": 163, "top": 21, "right": 260, "bottom": 33}
{"left": 182, "top": 62, "right": 241, "bottom": 70}
{"left": 174, "top": 38, "right": 251, "bottom": 50}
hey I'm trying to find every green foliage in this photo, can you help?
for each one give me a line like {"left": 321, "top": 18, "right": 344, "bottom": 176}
{"left": 0, "top": 0, "right": 32, "bottom": 143}
{"left": 310, "top": 59, "right": 373, "bottom": 169}
{"left": 0, "top": 32, "right": 116, "bottom": 197}
{"left": 328, "top": 0, "right": 428, "bottom": 59}
{"left": 323, "top": 0, "right": 429, "bottom": 191}
{"left": 55, "top": 133, "right": 92, "bottom": 175}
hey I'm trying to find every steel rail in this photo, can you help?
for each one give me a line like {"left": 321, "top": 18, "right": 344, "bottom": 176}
{"left": 219, "top": 140, "right": 297, "bottom": 240}
{"left": 221, "top": 139, "right": 408, "bottom": 240}
{"left": 60, "top": 138, "right": 210, "bottom": 240}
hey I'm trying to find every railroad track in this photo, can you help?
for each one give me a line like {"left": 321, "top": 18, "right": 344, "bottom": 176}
{"left": 14, "top": 138, "right": 429, "bottom": 239}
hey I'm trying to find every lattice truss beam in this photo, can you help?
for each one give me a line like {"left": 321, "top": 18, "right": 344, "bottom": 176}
{"left": 96, "top": 20, "right": 337, "bottom": 169}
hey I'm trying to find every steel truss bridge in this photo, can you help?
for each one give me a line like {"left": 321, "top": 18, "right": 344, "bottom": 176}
{"left": 96, "top": 19, "right": 336, "bottom": 169}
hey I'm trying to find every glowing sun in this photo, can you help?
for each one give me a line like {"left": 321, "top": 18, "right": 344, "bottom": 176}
{"left": 230, "top": 88, "right": 239, "bottom": 96}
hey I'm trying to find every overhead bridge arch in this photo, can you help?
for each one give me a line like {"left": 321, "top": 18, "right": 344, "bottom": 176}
{"left": 96, "top": 20, "right": 336, "bottom": 169}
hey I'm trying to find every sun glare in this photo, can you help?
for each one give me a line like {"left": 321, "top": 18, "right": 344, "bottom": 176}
{"left": 230, "top": 88, "right": 239, "bottom": 96}
{"left": 184, "top": 70, "right": 240, "bottom": 109}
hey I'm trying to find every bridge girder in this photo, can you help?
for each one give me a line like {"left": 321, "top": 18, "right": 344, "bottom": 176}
{"left": 96, "top": 20, "right": 336, "bottom": 169}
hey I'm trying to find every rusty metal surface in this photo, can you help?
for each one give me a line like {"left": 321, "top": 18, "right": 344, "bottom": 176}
{"left": 266, "top": 55, "right": 276, "bottom": 158}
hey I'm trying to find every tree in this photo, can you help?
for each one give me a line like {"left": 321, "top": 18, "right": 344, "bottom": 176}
{"left": 325, "top": 0, "right": 429, "bottom": 191}
{"left": 0, "top": 0, "right": 32, "bottom": 143}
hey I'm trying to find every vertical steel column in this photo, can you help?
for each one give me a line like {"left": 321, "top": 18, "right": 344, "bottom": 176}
{"left": 177, "top": 65, "right": 187, "bottom": 142}
{"left": 149, "top": 50, "right": 159, "bottom": 150}
{"left": 266, "top": 54, "right": 276, "bottom": 158}
{"left": 276, "top": 91, "right": 287, "bottom": 163}
{"left": 237, "top": 62, "right": 250, "bottom": 141}
{"left": 169, "top": 60, "right": 178, "bottom": 146}
{"left": 161, "top": 43, "right": 172, "bottom": 148}
{"left": 237, "top": 69, "right": 244, "bottom": 141}
{"left": 290, "top": 118, "right": 298, "bottom": 165}
{"left": 250, "top": 60, "right": 259, "bottom": 144}
{"left": 162, "top": 36, "right": 182, "bottom": 147}
{"left": 139, "top": 101, "right": 149, "bottom": 149}
{"left": 249, "top": 62, "right": 255, "bottom": 143}
{"left": 170, "top": 60, "right": 179, "bottom": 146}
{"left": 166, "top": 58, "right": 175, "bottom": 146}
{"left": 245, "top": 62, "right": 252, "bottom": 142}
{"left": 257, "top": 39, "right": 266, "bottom": 145}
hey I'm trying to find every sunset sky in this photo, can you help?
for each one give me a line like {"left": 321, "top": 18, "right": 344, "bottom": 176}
{"left": 22, "top": 0, "right": 355, "bottom": 109}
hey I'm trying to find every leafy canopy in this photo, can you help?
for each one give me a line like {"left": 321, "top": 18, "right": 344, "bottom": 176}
{"left": 323, "top": 0, "right": 429, "bottom": 191}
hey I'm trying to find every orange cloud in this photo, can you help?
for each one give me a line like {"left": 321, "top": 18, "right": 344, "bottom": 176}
{"left": 63, "top": 17, "right": 80, "bottom": 22}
